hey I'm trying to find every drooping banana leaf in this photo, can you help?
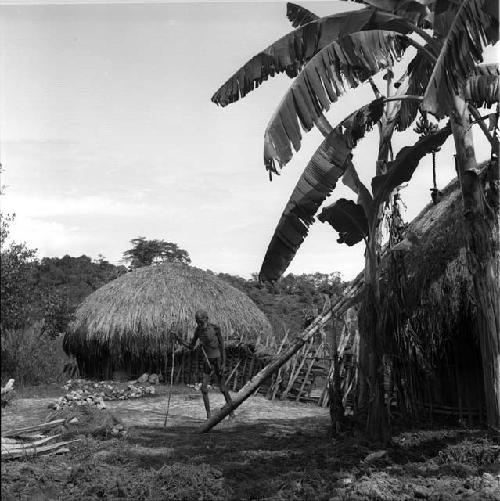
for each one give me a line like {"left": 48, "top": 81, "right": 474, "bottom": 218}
{"left": 318, "top": 199, "right": 369, "bottom": 246}
{"left": 422, "top": 0, "right": 499, "bottom": 118}
{"left": 211, "top": 8, "right": 410, "bottom": 107}
{"left": 342, "top": 163, "right": 374, "bottom": 222}
{"left": 264, "top": 30, "right": 408, "bottom": 172}
{"left": 371, "top": 122, "right": 452, "bottom": 205}
{"left": 396, "top": 38, "right": 442, "bottom": 130}
{"left": 259, "top": 98, "right": 384, "bottom": 282}
{"left": 286, "top": 2, "right": 319, "bottom": 28}
{"left": 340, "top": 0, "right": 431, "bottom": 27}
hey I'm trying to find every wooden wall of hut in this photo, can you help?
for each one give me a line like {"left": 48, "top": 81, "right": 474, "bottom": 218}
{"left": 74, "top": 344, "right": 268, "bottom": 391}
{"left": 399, "top": 324, "right": 487, "bottom": 425}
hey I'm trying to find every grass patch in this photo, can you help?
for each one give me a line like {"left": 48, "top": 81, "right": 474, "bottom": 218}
{"left": 1, "top": 323, "right": 70, "bottom": 387}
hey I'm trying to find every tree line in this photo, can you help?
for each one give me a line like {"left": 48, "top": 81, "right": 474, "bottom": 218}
{"left": 0, "top": 222, "right": 343, "bottom": 341}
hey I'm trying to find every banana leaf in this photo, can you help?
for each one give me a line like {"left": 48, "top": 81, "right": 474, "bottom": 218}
{"left": 264, "top": 30, "right": 408, "bottom": 171}
{"left": 372, "top": 122, "right": 452, "bottom": 205}
{"left": 318, "top": 198, "right": 369, "bottom": 246}
{"left": 212, "top": 8, "right": 410, "bottom": 107}
{"left": 259, "top": 99, "right": 384, "bottom": 281}
{"left": 422, "top": 0, "right": 499, "bottom": 118}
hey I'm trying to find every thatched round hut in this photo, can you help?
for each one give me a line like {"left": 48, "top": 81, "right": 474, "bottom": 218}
{"left": 64, "top": 262, "right": 273, "bottom": 383}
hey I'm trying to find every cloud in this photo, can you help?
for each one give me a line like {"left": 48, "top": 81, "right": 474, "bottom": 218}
{"left": 5, "top": 217, "right": 89, "bottom": 257}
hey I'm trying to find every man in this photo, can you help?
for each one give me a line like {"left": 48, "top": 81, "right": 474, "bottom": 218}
{"left": 189, "top": 310, "right": 234, "bottom": 419}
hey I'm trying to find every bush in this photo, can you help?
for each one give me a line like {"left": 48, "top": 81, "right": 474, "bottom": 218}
{"left": 1, "top": 322, "right": 69, "bottom": 386}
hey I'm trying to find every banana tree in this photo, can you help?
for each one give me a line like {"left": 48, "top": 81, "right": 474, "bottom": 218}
{"left": 211, "top": 1, "right": 439, "bottom": 440}
{"left": 211, "top": 0, "right": 497, "bottom": 437}
{"left": 420, "top": 0, "right": 499, "bottom": 430}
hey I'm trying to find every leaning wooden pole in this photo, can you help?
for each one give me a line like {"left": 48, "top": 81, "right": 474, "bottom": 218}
{"left": 198, "top": 284, "right": 363, "bottom": 433}
{"left": 198, "top": 313, "right": 331, "bottom": 432}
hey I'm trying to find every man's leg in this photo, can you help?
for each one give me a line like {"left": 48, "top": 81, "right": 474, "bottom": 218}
{"left": 219, "top": 376, "right": 234, "bottom": 408}
{"left": 201, "top": 372, "right": 211, "bottom": 419}
{"left": 214, "top": 362, "right": 234, "bottom": 417}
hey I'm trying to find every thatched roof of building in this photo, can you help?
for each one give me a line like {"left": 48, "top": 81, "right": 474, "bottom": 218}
{"left": 382, "top": 173, "right": 477, "bottom": 359}
{"left": 64, "top": 262, "right": 273, "bottom": 361}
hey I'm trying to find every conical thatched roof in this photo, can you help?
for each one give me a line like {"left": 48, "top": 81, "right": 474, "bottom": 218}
{"left": 64, "top": 262, "right": 273, "bottom": 361}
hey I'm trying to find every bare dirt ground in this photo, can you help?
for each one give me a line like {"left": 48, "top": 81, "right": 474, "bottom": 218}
{"left": 2, "top": 384, "right": 500, "bottom": 500}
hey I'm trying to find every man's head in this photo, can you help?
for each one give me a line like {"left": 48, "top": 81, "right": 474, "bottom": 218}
{"left": 195, "top": 309, "right": 209, "bottom": 326}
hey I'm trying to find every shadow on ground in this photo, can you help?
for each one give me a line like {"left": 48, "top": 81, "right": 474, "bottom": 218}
{"left": 2, "top": 388, "right": 499, "bottom": 500}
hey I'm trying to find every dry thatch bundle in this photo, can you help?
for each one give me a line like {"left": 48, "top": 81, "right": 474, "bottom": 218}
{"left": 64, "top": 263, "right": 272, "bottom": 364}
{"left": 377, "top": 172, "right": 491, "bottom": 420}
{"left": 384, "top": 176, "right": 474, "bottom": 358}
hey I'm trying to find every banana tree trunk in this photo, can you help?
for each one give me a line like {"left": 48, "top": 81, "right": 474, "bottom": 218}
{"left": 358, "top": 102, "right": 395, "bottom": 441}
{"left": 361, "top": 231, "right": 389, "bottom": 441}
{"left": 329, "top": 315, "right": 344, "bottom": 434}
{"left": 450, "top": 94, "right": 500, "bottom": 431}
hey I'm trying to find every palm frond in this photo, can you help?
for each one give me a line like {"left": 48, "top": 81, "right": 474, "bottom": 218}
{"left": 212, "top": 8, "right": 410, "bottom": 107}
{"left": 264, "top": 30, "right": 408, "bottom": 172}
{"left": 286, "top": 2, "right": 319, "bottom": 28}
{"left": 259, "top": 99, "right": 384, "bottom": 282}
{"left": 422, "top": 0, "right": 499, "bottom": 118}
{"left": 372, "top": 122, "right": 452, "bottom": 205}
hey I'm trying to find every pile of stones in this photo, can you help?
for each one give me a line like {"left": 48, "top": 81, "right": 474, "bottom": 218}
{"left": 48, "top": 379, "right": 156, "bottom": 411}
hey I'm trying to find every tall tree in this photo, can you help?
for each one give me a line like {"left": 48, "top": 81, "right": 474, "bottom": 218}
{"left": 0, "top": 214, "right": 39, "bottom": 332}
{"left": 211, "top": 0, "right": 498, "bottom": 437}
{"left": 122, "top": 236, "right": 191, "bottom": 269}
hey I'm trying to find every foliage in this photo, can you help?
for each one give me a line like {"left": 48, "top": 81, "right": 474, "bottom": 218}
{"left": 371, "top": 122, "right": 452, "bottom": 204}
{"left": 260, "top": 99, "right": 384, "bottom": 281}
{"left": 318, "top": 199, "right": 369, "bottom": 245}
{"left": 0, "top": 212, "right": 15, "bottom": 250}
{"left": 0, "top": 236, "right": 39, "bottom": 332}
{"left": 217, "top": 272, "right": 344, "bottom": 341}
{"left": 263, "top": 31, "right": 407, "bottom": 172}
{"left": 422, "top": 0, "right": 498, "bottom": 117}
{"left": 35, "top": 255, "right": 127, "bottom": 337}
{"left": 123, "top": 236, "right": 191, "bottom": 269}
{"left": 211, "top": 7, "right": 410, "bottom": 108}
{"left": 1, "top": 323, "right": 69, "bottom": 386}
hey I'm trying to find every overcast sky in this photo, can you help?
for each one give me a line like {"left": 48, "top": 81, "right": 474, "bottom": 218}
{"left": 0, "top": 0, "right": 495, "bottom": 280}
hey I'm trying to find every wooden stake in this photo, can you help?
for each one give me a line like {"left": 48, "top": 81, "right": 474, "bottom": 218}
{"left": 226, "top": 359, "right": 241, "bottom": 388}
{"left": 164, "top": 340, "right": 176, "bottom": 427}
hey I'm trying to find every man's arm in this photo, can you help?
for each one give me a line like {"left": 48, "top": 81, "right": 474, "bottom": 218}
{"left": 216, "top": 327, "right": 226, "bottom": 368}
{"left": 188, "top": 327, "right": 199, "bottom": 351}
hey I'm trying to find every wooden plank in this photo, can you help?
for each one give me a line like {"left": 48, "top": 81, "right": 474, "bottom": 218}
{"left": 2, "top": 439, "right": 81, "bottom": 460}
{"left": 1, "top": 434, "right": 61, "bottom": 451}
{"left": 2, "top": 419, "right": 65, "bottom": 438}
